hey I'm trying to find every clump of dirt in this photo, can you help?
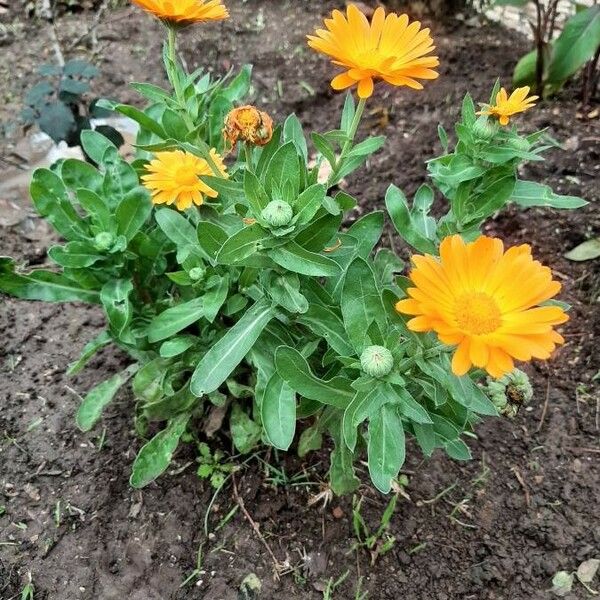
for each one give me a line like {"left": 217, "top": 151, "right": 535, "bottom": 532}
{"left": 1, "top": 1, "right": 599, "bottom": 599}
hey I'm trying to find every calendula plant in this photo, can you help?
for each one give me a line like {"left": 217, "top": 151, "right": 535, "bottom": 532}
{"left": 0, "top": 2, "right": 587, "bottom": 495}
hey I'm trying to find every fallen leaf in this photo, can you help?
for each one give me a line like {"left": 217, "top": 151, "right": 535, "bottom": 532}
{"left": 577, "top": 559, "right": 600, "bottom": 584}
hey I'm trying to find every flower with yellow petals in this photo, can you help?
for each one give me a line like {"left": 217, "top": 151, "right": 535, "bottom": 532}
{"left": 223, "top": 105, "right": 274, "bottom": 147}
{"left": 395, "top": 235, "right": 568, "bottom": 379}
{"left": 131, "top": 0, "right": 229, "bottom": 27}
{"left": 478, "top": 86, "right": 538, "bottom": 126}
{"left": 307, "top": 4, "right": 439, "bottom": 99}
{"left": 141, "top": 149, "right": 228, "bottom": 211}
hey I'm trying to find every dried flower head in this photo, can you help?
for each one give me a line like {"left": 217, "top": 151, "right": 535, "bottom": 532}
{"left": 223, "top": 105, "right": 274, "bottom": 147}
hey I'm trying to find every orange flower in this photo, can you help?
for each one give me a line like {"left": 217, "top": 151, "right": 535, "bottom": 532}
{"left": 307, "top": 4, "right": 439, "bottom": 99}
{"left": 223, "top": 106, "right": 273, "bottom": 147}
{"left": 141, "top": 149, "right": 228, "bottom": 211}
{"left": 395, "top": 235, "right": 568, "bottom": 378}
{"left": 131, "top": 0, "right": 229, "bottom": 26}
{"left": 478, "top": 86, "right": 538, "bottom": 126}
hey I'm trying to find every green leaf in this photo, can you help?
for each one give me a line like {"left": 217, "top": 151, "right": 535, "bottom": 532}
{"left": 268, "top": 242, "right": 341, "bottom": 277}
{"left": 100, "top": 279, "right": 133, "bottom": 339}
{"left": 293, "top": 183, "right": 326, "bottom": 225}
{"left": 147, "top": 297, "right": 205, "bottom": 343}
{"left": 159, "top": 335, "right": 196, "bottom": 357}
{"left": 283, "top": 114, "right": 308, "bottom": 162}
{"left": 130, "top": 414, "right": 189, "bottom": 488}
{"left": 513, "top": 49, "right": 537, "bottom": 87}
{"left": 76, "top": 365, "right": 137, "bottom": 431}
{"left": 0, "top": 261, "right": 100, "bottom": 303}
{"left": 156, "top": 208, "right": 205, "bottom": 262}
{"left": 464, "top": 174, "right": 516, "bottom": 224}
{"left": 297, "top": 424, "right": 323, "bottom": 457}
{"left": 444, "top": 439, "right": 472, "bottom": 461}
{"left": 80, "top": 128, "right": 117, "bottom": 164}
{"left": 132, "top": 357, "right": 168, "bottom": 404}
{"left": 311, "top": 133, "right": 336, "bottom": 165}
{"left": 263, "top": 141, "right": 300, "bottom": 199}
{"left": 385, "top": 185, "right": 437, "bottom": 254}
{"left": 115, "top": 187, "right": 152, "bottom": 240}
{"left": 547, "top": 7, "right": 600, "bottom": 84}
{"left": 268, "top": 272, "right": 309, "bottom": 314}
{"left": 217, "top": 224, "right": 270, "bottom": 265}
{"left": 244, "top": 169, "right": 270, "bottom": 217}
{"left": 346, "top": 211, "right": 384, "bottom": 258}
{"left": 565, "top": 238, "right": 600, "bottom": 261}
{"left": 30, "top": 169, "right": 88, "bottom": 241}
{"left": 221, "top": 64, "right": 252, "bottom": 102}
{"left": 61, "top": 159, "right": 103, "bottom": 193}
{"left": 347, "top": 135, "right": 385, "bottom": 159}
{"left": 38, "top": 102, "right": 76, "bottom": 143}
{"left": 330, "top": 438, "right": 360, "bottom": 496}
{"left": 48, "top": 241, "right": 104, "bottom": 268}
{"left": 511, "top": 180, "right": 587, "bottom": 209}
{"left": 261, "top": 372, "right": 296, "bottom": 450}
{"left": 295, "top": 213, "right": 342, "bottom": 251}
{"left": 230, "top": 404, "right": 262, "bottom": 453}
{"left": 297, "top": 304, "right": 355, "bottom": 357}
{"left": 393, "top": 386, "right": 433, "bottom": 424}
{"left": 191, "top": 298, "right": 275, "bottom": 396}
{"left": 413, "top": 423, "right": 436, "bottom": 457}
{"left": 111, "top": 103, "right": 168, "bottom": 138}
{"left": 77, "top": 188, "right": 111, "bottom": 230}
{"left": 197, "top": 220, "right": 228, "bottom": 263}
{"left": 342, "top": 386, "right": 389, "bottom": 452}
{"left": 203, "top": 275, "right": 229, "bottom": 322}
{"left": 368, "top": 404, "right": 405, "bottom": 494}
{"left": 275, "top": 346, "right": 354, "bottom": 410}
{"left": 67, "top": 330, "right": 112, "bottom": 375}
{"left": 341, "top": 257, "right": 385, "bottom": 352}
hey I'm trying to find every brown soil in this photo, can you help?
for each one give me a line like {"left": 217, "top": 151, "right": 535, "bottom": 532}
{"left": 1, "top": 2, "right": 599, "bottom": 599}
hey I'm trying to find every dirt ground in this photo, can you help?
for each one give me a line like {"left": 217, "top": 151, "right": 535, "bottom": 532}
{"left": 1, "top": 1, "right": 599, "bottom": 599}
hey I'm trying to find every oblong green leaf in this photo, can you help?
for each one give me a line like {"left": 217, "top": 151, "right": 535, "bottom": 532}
{"left": 269, "top": 242, "right": 341, "bottom": 277}
{"left": 147, "top": 297, "right": 205, "bottom": 343}
{"left": 261, "top": 372, "right": 296, "bottom": 450}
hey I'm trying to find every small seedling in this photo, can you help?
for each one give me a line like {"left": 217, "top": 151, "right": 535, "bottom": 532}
{"left": 350, "top": 494, "right": 398, "bottom": 565}
{"left": 196, "top": 442, "right": 236, "bottom": 489}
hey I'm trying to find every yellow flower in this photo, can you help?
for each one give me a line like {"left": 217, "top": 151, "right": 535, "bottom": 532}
{"left": 131, "top": 0, "right": 229, "bottom": 26}
{"left": 395, "top": 235, "right": 568, "bottom": 378}
{"left": 307, "top": 4, "right": 439, "bottom": 99}
{"left": 141, "top": 149, "right": 228, "bottom": 211}
{"left": 223, "top": 105, "right": 274, "bottom": 147}
{"left": 478, "top": 86, "right": 538, "bottom": 126}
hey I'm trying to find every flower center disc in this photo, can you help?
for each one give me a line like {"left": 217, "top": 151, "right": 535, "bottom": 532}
{"left": 454, "top": 292, "right": 502, "bottom": 335}
{"left": 175, "top": 167, "right": 199, "bottom": 187}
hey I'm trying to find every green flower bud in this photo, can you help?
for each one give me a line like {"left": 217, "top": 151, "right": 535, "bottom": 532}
{"left": 94, "top": 231, "right": 114, "bottom": 251}
{"left": 261, "top": 200, "right": 293, "bottom": 227}
{"left": 473, "top": 119, "right": 497, "bottom": 140}
{"left": 360, "top": 345, "right": 394, "bottom": 378}
{"left": 188, "top": 267, "right": 205, "bottom": 281}
{"left": 486, "top": 368, "right": 533, "bottom": 418}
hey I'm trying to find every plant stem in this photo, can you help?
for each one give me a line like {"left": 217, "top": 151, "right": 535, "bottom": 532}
{"left": 328, "top": 96, "right": 367, "bottom": 186}
{"left": 244, "top": 143, "right": 254, "bottom": 169}
{"left": 166, "top": 26, "right": 195, "bottom": 130}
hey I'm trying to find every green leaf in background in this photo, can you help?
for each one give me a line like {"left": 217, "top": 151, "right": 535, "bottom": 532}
{"left": 346, "top": 211, "right": 384, "bottom": 258}
{"left": 130, "top": 413, "right": 189, "bottom": 488}
{"left": 115, "top": 187, "right": 152, "bottom": 241}
{"left": 77, "top": 188, "right": 111, "bottom": 231}
{"left": 100, "top": 279, "right": 134, "bottom": 339}
{"left": 159, "top": 335, "right": 197, "bottom": 358}
{"left": 76, "top": 364, "right": 138, "bottom": 431}
{"left": 147, "top": 297, "right": 205, "bottom": 343}
{"left": 565, "top": 238, "right": 600, "bottom": 261}
{"left": 268, "top": 272, "right": 309, "bottom": 314}
{"left": 341, "top": 257, "right": 385, "bottom": 352}
{"left": 67, "top": 330, "right": 112, "bottom": 375}
{"left": 297, "top": 423, "right": 323, "bottom": 457}
{"left": 368, "top": 404, "right": 406, "bottom": 494}
{"left": 275, "top": 346, "right": 354, "bottom": 410}
{"left": 191, "top": 298, "right": 275, "bottom": 396}
{"left": 48, "top": 241, "right": 104, "bottom": 268}
{"left": 263, "top": 141, "right": 300, "bottom": 199}
{"left": 261, "top": 372, "right": 296, "bottom": 450}
{"left": 230, "top": 404, "right": 262, "bottom": 453}
{"left": 268, "top": 242, "right": 341, "bottom": 277}
{"left": 385, "top": 184, "right": 437, "bottom": 254}
{"left": 547, "top": 6, "right": 600, "bottom": 85}
{"left": 511, "top": 180, "right": 588, "bottom": 209}
{"left": 283, "top": 113, "right": 308, "bottom": 162}
{"left": 217, "top": 224, "right": 270, "bottom": 264}
{"left": 203, "top": 275, "right": 230, "bottom": 322}
{"left": 293, "top": 184, "right": 326, "bottom": 225}
{"left": 297, "top": 304, "right": 355, "bottom": 357}
{"left": 0, "top": 259, "right": 100, "bottom": 303}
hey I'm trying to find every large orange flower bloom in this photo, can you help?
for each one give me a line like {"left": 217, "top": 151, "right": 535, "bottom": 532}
{"left": 307, "top": 4, "right": 439, "bottom": 99}
{"left": 141, "top": 149, "right": 228, "bottom": 211}
{"left": 131, "top": 0, "right": 229, "bottom": 26}
{"left": 395, "top": 235, "right": 568, "bottom": 378}
{"left": 478, "top": 86, "right": 538, "bottom": 126}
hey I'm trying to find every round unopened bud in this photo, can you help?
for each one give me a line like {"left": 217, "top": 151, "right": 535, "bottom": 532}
{"left": 188, "top": 267, "right": 205, "bottom": 281}
{"left": 360, "top": 345, "right": 393, "bottom": 378}
{"left": 473, "top": 119, "right": 497, "bottom": 140}
{"left": 94, "top": 231, "right": 114, "bottom": 251}
{"left": 261, "top": 200, "right": 293, "bottom": 227}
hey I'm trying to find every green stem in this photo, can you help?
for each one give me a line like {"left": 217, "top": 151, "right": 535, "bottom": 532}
{"left": 328, "top": 97, "right": 367, "bottom": 187}
{"left": 166, "top": 26, "right": 195, "bottom": 131}
{"left": 244, "top": 143, "right": 253, "bottom": 170}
